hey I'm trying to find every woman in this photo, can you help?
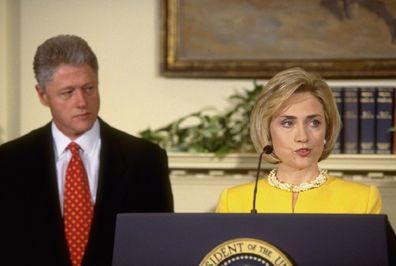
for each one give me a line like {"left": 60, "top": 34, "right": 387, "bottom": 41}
{"left": 216, "top": 67, "right": 381, "bottom": 214}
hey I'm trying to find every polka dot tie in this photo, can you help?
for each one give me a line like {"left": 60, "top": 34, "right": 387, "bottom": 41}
{"left": 64, "top": 142, "right": 94, "bottom": 266}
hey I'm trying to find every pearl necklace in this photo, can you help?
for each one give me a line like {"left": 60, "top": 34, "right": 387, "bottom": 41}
{"left": 267, "top": 168, "right": 328, "bottom": 192}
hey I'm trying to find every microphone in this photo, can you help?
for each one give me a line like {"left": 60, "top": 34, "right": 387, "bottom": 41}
{"left": 250, "top": 145, "right": 273, "bottom": 214}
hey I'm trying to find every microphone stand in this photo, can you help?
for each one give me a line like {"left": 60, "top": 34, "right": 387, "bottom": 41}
{"left": 250, "top": 145, "right": 272, "bottom": 214}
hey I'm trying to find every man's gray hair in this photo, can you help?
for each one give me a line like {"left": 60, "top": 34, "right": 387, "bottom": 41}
{"left": 33, "top": 34, "right": 98, "bottom": 88}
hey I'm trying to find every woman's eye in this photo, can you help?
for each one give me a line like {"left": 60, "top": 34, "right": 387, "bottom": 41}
{"left": 281, "top": 120, "right": 293, "bottom": 128}
{"left": 310, "top": 119, "right": 321, "bottom": 127}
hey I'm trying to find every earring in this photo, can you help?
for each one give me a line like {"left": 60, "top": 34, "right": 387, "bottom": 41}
{"left": 323, "top": 139, "right": 327, "bottom": 145}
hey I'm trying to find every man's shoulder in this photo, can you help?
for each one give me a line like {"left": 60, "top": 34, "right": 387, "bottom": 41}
{"left": 0, "top": 124, "right": 51, "bottom": 152}
{"left": 0, "top": 124, "right": 52, "bottom": 165}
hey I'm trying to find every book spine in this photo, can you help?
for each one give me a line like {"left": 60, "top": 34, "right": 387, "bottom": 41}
{"left": 376, "top": 87, "right": 394, "bottom": 154}
{"left": 332, "top": 87, "right": 343, "bottom": 154}
{"left": 343, "top": 88, "right": 359, "bottom": 154}
{"left": 393, "top": 89, "right": 396, "bottom": 154}
{"left": 359, "top": 87, "right": 376, "bottom": 154}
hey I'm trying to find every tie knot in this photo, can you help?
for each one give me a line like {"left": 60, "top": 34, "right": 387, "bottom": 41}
{"left": 68, "top": 142, "right": 81, "bottom": 156}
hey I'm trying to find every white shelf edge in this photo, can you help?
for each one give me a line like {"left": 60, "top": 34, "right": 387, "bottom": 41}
{"left": 168, "top": 152, "right": 396, "bottom": 172}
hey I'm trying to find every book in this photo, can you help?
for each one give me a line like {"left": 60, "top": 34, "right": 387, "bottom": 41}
{"left": 332, "top": 87, "right": 343, "bottom": 154}
{"left": 393, "top": 89, "right": 396, "bottom": 154}
{"left": 376, "top": 87, "right": 394, "bottom": 154}
{"left": 359, "top": 87, "right": 376, "bottom": 154}
{"left": 343, "top": 88, "right": 359, "bottom": 154}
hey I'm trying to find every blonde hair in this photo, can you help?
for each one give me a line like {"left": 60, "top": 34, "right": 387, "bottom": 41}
{"left": 250, "top": 67, "right": 341, "bottom": 163}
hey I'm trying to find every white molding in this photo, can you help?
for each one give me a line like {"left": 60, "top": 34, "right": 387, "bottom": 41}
{"left": 168, "top": 152, "right": 396, "bottom": 172}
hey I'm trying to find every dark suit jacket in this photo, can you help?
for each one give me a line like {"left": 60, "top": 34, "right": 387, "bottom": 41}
{"left": 0, "top": 119, "right": 174, "bottom": 266}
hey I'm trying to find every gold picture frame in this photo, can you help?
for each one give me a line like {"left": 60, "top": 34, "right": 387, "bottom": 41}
{"left": 160, "top": 0, "right": 396, "bottom": 79}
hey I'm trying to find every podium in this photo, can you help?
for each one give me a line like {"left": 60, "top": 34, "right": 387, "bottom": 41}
{"left": 112, "top": 213, "right": 396, "bottom": 266}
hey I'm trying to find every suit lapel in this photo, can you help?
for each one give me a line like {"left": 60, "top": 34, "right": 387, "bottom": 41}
{"left": 83, "top": 120, "right": 129, "bottom": 264}
{"left": 94, "top": 120, "right": 128, "bottom": 208}
{"left": 24, "top": 123, "right": 71, "bottom": 264}
{"left": 27, "top": 124, "right": 64, "bottom": 222}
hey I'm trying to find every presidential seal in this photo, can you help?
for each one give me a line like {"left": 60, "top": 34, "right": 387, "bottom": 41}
{"left": 199, "top": 238, "right": 293, "bottom": 266}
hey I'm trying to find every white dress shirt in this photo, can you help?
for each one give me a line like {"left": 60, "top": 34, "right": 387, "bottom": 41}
{"left": 51, "top": 119, "right": 101, "bottom": 214}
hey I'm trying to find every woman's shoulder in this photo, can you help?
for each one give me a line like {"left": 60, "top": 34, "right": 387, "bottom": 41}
{"left": 216, "top": 179, "right": 267, "bottom": 213}
{"left": 225, "top": 179, "right": 265, "bottom": 192}
{"left": 326, "top": 175, "right": 377, "bottom": 194}
{"left": 324, "top": 176, "right": 381, "bottom": 213}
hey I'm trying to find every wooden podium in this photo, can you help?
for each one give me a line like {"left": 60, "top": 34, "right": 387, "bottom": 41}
{"left": 112, "top": 213, "right": 396, "bottom": 265}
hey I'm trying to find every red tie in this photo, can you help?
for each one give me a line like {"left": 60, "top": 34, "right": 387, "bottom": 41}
{"left": 64, "top": 142, "right": 94, "bottom": 266}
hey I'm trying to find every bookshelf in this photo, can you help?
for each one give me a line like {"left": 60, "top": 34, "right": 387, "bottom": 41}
{"left": 334, "top": 86, "right": 395, "bottom": 155}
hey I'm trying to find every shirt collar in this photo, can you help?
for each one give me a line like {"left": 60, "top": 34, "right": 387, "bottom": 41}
{"left": 52, "top": 119, "right": 101, "bottom": 157}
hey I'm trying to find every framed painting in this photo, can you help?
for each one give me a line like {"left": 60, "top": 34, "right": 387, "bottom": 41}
{"left": 160, "top": 0, "right": 396, "bottom": 79}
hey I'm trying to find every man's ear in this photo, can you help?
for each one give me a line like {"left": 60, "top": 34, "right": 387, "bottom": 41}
{"left": 35, "top": 85, "right": 49, "bottom": 106}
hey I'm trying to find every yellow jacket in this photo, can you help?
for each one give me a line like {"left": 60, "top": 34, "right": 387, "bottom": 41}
{"left": 216, "top": 176, "right": 381, "bottom": 214}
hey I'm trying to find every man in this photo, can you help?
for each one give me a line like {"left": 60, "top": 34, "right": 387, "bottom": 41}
{"left": 0, "top": 35, "right": 173, "bottom": 266}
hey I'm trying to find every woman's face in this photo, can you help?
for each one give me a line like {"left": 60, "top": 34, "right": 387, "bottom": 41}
{"left": 269, "top": 91, "right": 326, "bottom": 171}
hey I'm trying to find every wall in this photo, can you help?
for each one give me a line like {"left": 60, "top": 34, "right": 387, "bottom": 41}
{"left": 0, "top": 0, "right": 20, "bottom": 142}
{"left": 15, "top": 0, "right": 250, "bottom": 139}
{"left": 5, "top": 0, "right": 396, "bottom": 141}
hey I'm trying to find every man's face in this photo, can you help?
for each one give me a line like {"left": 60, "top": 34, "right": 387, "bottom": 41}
{"left": 36, "top": 63, "right": 100, "bottom": 139}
